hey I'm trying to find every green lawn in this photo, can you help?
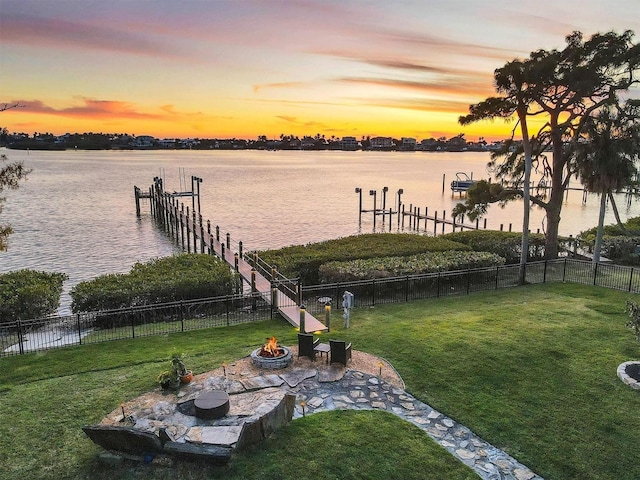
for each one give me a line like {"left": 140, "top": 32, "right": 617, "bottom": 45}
{"left": 1, "top": 283, "right": 639, "bottom": 479}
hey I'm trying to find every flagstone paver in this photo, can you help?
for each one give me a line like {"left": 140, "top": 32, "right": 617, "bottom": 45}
{"left": 100, "top": 361, "right": 542, "bottom": 479}
{"left": 285, "top": 369, "right": 543, "bottom": 480}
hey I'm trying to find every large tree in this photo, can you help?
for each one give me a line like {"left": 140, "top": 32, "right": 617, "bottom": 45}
{"left": 457, "top": 30, "right": 640, "bottom": 259}
{"left": 575, "top": 101, "right": 640, "bottom": 263}
{"left": 0, "top": 103, "right": 30, "bottom": 251}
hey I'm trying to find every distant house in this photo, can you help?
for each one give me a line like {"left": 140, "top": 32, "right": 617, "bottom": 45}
{"left": 399, "top": 137, "right": 416, "bottom": 151}
{"left": 159, "top": 138, "right": 177, "bottom": 148}
{"left": 179, "top": 138, "right": 200, "bottom": 149}
{"left": 370, "top": 136, "right": 394, "bottom": 150}
{"left": 340, "top": 136, "right": 360, "bottom": 150}
{"left": 301, "top": 136, "right": 318, "bottom": 150}
{"left": 133, "top": 135, "right": 156, "bottom": 148}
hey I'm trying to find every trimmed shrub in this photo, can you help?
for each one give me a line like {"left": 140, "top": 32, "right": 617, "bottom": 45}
{"left": 442, "top": 230, "right": 546, "bottom": 263}
{"left": 319, "top": 251, "right": 505, "bottom": 282}
{"left": 578, "top": 216, "right": 640, "bottom": 264}
{"left": 0, "top": 269, "right": 68, "bottom": 323}
{"left": 70, "top": 254, "right": 238, "bottom": 313}
{"left": 256, "top": 233, "right": 471, "bottom": 284}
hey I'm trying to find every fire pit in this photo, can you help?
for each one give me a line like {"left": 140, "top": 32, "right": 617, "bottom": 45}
{"left": 251, "top": 336, "right": 293, "bottom": 369}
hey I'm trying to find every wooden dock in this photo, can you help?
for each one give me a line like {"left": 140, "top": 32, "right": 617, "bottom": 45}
{"left": 135, "top": 180, "right": 327, "bottom": 333}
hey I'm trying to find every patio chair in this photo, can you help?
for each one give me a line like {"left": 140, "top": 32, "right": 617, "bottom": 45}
{"left": 329, "top": 339, "right": 352, "bottom": 366}
{"left": 298, "top": 333, "right": 319, "bottom": 361}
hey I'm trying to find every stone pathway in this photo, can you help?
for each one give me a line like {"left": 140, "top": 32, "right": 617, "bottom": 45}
{"left": 286, "top": 368, "right": 542, "bottom": 480}
{"left": 97, "top": 358, "right": 542, "bottom": 479}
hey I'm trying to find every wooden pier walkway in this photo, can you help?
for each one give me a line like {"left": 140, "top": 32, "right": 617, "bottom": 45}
{"left": 135, "top": 182, "right": 327, "bottom": 333}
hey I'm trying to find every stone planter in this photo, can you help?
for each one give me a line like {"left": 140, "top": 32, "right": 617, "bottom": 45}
{"left": 617, "top": 361, "right": 640, "bottom": 390}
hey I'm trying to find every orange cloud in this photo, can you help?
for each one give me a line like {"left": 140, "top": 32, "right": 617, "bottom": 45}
{"left": 275, "top": 115, "right": 329, "bottom": 130}
{"left": 335, "top": 75, "right": 493, "bottom": 99}
{"left": 6, "top": 97, "right": 214, "bottom": 127}
{"left": 253, "top": 82, "right": 307, "bottom": 93}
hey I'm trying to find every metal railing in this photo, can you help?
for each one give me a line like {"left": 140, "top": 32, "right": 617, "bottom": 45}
{"left": 299, "top": 258, "right": 640, "bottom": 315}
{"left": 2, "top": 258, "right": 639, "bottom": 357}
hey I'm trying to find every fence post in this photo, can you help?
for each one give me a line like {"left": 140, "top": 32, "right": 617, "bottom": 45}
{"left": 17, "top": 320, "right": 25, "bottom": 355}
{"left": 180, "top": 301, "right": 185, "bottom": 332}
{"left": 372, "top": 279, "right": 376, "bottom": 306}
{"left": 629, "top": 268, "right": 634, "bottom": 292}
{"left": 437, "top": 272, "right": 441, "bottom": 297}
{"left": 543, "top": 260, "right": 548, "bottom": 283}
{"left": 251, "top": 270, "right": 257, "bottom": 311}
{"left": 130, "top": 307, "right": 136, "bottom": 339}
{"left": 77, "top": 314, "right": 83, "bottom": 345}
{"left": 563, "top": 258, "right": 567, "bottom": 282}
{"left": 593, "top": 262, "right": 598, "bottom": 286}
{"left": 495, "top": 266, "right": 499, "bottom": 289}
{"left": 466, "top": 269, "right": 471, "bottom": 294}
{"left": 405, "top": 275, "right": 409, "bottom": 302}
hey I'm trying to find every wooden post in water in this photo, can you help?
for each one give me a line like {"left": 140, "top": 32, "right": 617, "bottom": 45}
{"left": 199, "top": 214, "right": 205, "bottom": 253}
{"left": 186, "top": 206, "right": 191, "bottom": 253}
{"left": 180, "top": 204, "right": 185, "bottom": 250}
{"left": 163, "top": 193, "right": 170, "bottom": 228}
{"left": 433, "top": 211, "right": 438, "bottom": 235}
{"left": 174, "top": 199, "right": 180, "bottom": 244}
{"left": 134, "top": 187, "right": 141, "bottom": 217}
{"left": 192, "top": 211, "right": 197, "bottom": 253}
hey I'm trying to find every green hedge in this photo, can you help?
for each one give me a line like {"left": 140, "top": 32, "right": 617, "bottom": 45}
{"left": 441, "top": 230, "right": 547, "bottom": 263}
{"left": 256, "top": 233, "right": 471, "bottom": 284}
{"left": 70, "top": 254, "right": 238, "bottom": 313}
{"left": 0, "top": 269, "right": 67, "bottom": 324}
{"left": 319, "top": 251, "right": 506, "bottom": 282}
{"left": 578, "top": 216, "right": 640, "bottom": 264}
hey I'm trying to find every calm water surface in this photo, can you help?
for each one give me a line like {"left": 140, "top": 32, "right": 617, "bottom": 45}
{"left": 2, "top": 148, "right": 638, "bottom": 313}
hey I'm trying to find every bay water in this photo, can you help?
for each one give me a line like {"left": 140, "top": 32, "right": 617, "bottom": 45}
{"left": 2, "top": 148, "right": 637, "bottom": 314}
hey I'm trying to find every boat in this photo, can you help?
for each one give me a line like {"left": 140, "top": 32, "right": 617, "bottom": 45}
{"left": 450, "top": 172, "right": 476, "bottom": 192}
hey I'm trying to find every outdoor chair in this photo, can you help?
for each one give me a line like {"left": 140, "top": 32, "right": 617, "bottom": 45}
{"left": 329, "top": 339, "right": 352, "bottom": 366}
{"left": 298, "top": 333, "right": 319, "bottom": 361}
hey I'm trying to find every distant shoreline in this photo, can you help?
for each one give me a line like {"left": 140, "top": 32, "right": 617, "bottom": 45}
{"left": 3, "top": 144, "right": 493, "bottom": 153}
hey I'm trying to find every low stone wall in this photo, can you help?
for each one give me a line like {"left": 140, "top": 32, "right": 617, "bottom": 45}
{"left": 83, "top": 384, "right": 296, "bottom": 464}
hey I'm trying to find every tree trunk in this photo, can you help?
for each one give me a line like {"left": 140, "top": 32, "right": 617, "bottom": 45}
{"left": 593, "top": 192, "right": 607, "bottom": 264}
{"left": 544, "top": 128, "right": 566, "bottom": 259}
{"left": 544, "top": 193, "right": 562, "bottom": 259}
{"left": 518, "top": 105, "right": 532, "bottom": 285}
{"left": 607, "top": 193, "right": 629, "bottom": 235}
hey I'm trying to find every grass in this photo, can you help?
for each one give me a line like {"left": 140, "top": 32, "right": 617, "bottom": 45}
{"left": 1, "top": 283, "right": 640, "bottom": 479}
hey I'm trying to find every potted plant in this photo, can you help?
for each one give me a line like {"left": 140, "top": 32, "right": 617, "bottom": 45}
{"left": 172, "top": 353, "right": 193, "bottom": 384}
{"left": 158, "top": 370, "right": 181, "bottom": 391}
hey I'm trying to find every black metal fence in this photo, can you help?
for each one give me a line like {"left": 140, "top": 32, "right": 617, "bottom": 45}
{"left": 0, "top": 293, "right": 272, "bottom": 357}
{"left": 300, "top": 258, "right": 640, "bottom": 315}
{"left": 3, "top": 258, "right": 640, "bottom": 357}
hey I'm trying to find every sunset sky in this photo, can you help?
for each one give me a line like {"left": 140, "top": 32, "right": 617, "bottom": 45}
{"left": 2, "top": 0, "right": 640, "bottom": 142}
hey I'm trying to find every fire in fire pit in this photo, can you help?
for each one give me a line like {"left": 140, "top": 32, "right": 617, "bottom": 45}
{"left": 251, "top": 336, "right": 293, "bottom": 369}
{"left": 259, "top": 336, "right": 285, "bottom": 358}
